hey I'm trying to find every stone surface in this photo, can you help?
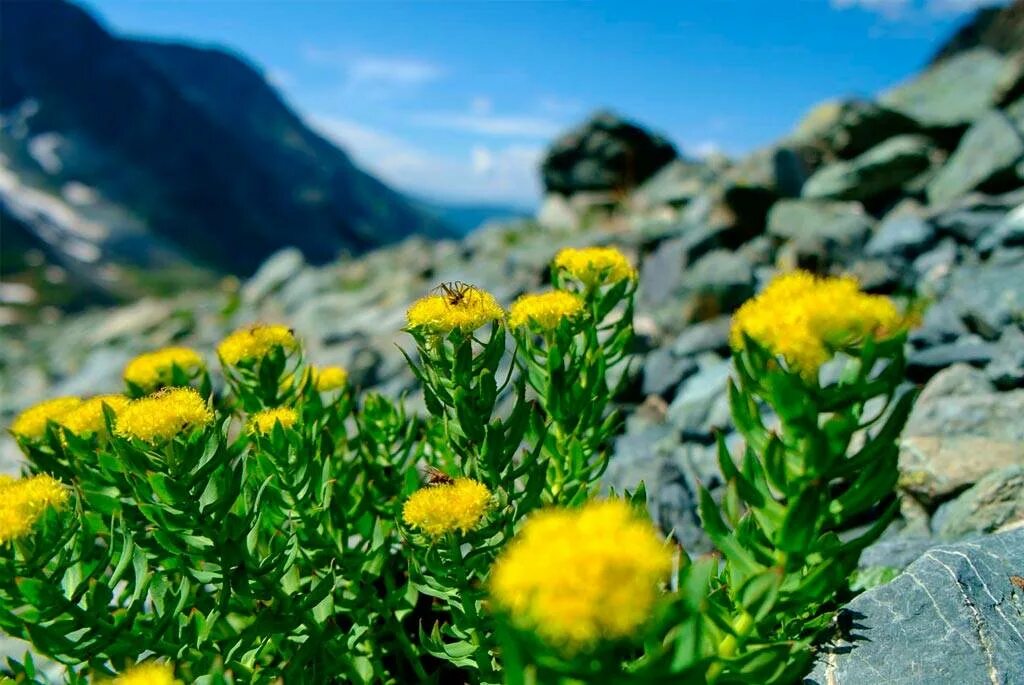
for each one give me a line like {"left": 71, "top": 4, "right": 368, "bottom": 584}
{"left": 932, "top": 466, "right": 1024, "bottom": 538}
{"left": 541, "top": 110, "right": 677, "bottom": 195}
{"left": 943, "top": 258, "right": 1024, "bottom": 339}
{"left": 806, "top": 527, "right": 1024, "bottom": 685}
{"left": 927, "top": 106, "right": 1024, "bottom": 205}
{"left": 899, "top": 435, "right": 1023, "bottom": 504}
{"left": 865, "top": 201, "right": 935, "bottom": 259}
{"left": 907, "top": 336, "right": 995, "bottom": 379}
{"left": 881, "top": 47, "right": 1008, "bottom": 128}
{"left": 790, "top": 98, "right": 921, "bottom": 159}
{"left": 802, "top": 134, "right": 935, "bottom": 201}
{"left": 987, "top": 325, "right": 1024, "bottom": 389}
{"left": 666, "top": 356, "right": 732, "bottom": 440}
{"left": 241, "top": 248, "right": 306, "bottom": 305}
{"left": 979, "top": 202, "right": 1024, "bottom": 255}
{"left": 768, "top": 199, "right": 874, "bottom": 266}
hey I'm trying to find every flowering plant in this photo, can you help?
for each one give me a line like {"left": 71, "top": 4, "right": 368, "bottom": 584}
{"left": 1, "top": 249, "right": 913, "bottom": 685}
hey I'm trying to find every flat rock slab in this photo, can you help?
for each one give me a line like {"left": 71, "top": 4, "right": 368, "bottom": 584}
{"left": 805, "top": 527, "right": 1024, "bottom": 685}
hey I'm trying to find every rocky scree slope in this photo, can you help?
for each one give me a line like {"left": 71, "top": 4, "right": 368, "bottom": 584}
{"left": 3, "top": 5, "right": 1024, "bottom": 682}
{"left": 0, "top": 0, "right": 449, "bottom": 314}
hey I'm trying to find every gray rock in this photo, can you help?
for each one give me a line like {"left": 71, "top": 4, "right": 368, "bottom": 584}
{"left": 639, "top": 237, "right": 686, "bottom": 309}
{"left": 927, "top": 106, "right": 1024, "bottom": 205}
{"left": 666, "top": 356, "right": 732, "bottom": 439}
{"left": 944, "top": 259, "right": 1024, "bottom": 339}
{"left": 684, "top": 250, "right": 755, "bottom": 316}
{"left": 987, "top": 325, "right": 1024, "bottom": 389}
{"left": 907, "top": 335, "right": 995, "bottom": 379}
{"left": 722, "top": 145, "right": 811, "bottom": 198}
{"left": 641, "top": 347, "right": 697, "bottom": 398}
{"left": 806, "top": 527, "right": 1024, "bottom": 685}
{"left": 632, "top": 159, "right": 718, "bottom": 210}
{"left": 865, "top": 201, "right": 935, "bottom": 259}
{"left": 881, "top": 47, "right": 1008, "bottom": 129}
{"left": 905, "top": 387, "right": 1024, "bottom": 442}
{"left": 536, "top": 193, "right": 581, "bottom": 230}
{"left": 911, "top": 238, "right": 958, "bottom": 293}
{"left": 914, "top": 362, "right": 995, "bottom": 404}
{"left": 909, "top": 301, "right": 969, "bottom": 349}
{"left": 932, "top": 207, "right": 1008, "bottom": 244}
{"left": 790, "top": 98, "right": 921, "bottom": 159}
{"left": 899, "top": 435, "right": 1023, "bottom": 505}
{"left": 541, "top": 110, "right": 677, "bottom": 194}
{"left": 241, "top": 248, "right": 305, "bottom": 305}
{"left": 979, "top": 203, "right": 1024, "bottom": 255}
{"left": 670, "top": 316, "right": 731, "bottom": 358}
{"left": 802, "top": 134, "right": 935, "bottom": 201}
{"left": 768, "top": 199, "right": 874, "bottom": 266}
{"left": 932, "top": 466, "right": 1024, "bottom": 538}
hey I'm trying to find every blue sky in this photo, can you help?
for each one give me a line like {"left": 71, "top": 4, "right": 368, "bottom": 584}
{"left": 83, "top": 0, "right": 1002, "bottom": 207}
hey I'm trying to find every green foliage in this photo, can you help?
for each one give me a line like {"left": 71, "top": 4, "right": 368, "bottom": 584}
{"left": 0, "top": 255, "right": 915, "bottom": 685}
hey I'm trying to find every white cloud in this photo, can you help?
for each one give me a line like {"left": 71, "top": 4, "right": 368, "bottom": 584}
{"left": 829, "top": 0, "right": 1005, "bottom": 18}
{"left": 303, "top": 47, "right": 444, "bottom": 98}
{"left": 690, "top": 140, "right": 723, "bottom": 159}
{"left": 412, "top": 111, "right": 563, "bottom": 138}
{"left": 266, "top": 67, "right": 294, "bottom": 90}
{"left": 310, "top": 115, "right": 541, "bottom": 205}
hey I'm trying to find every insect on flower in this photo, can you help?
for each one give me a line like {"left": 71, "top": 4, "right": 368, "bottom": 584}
{"left": 432, "top": 281, "right": 477, "bottom": 307}
{"left": 422, "top": 465, "right": 455, "bottom": 486}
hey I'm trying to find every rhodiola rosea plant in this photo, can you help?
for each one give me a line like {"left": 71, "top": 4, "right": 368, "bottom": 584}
{"left": 0, "top": 246, "right": 915, "bottom": 684}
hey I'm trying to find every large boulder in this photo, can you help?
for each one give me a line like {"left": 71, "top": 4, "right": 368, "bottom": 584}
{"left": 541, "top": 111, "right": 677, "bottom": 195}
{"left": 768, "top": 199, "right": 874, "bottom": 267}
{"left": 806, "top": 527, "right": 1024, "bottom": 685}
{"left": 881, "top": 47, "right": 1008, "bottom": 129}
{"left": 790, "top": 98, "right": 921, "bottom": 159}
{"left": 802, "top": 134, "right": 936, "bottom": 201}
{"left": 927, "top": 98, "right": 1024, "bottom": 205}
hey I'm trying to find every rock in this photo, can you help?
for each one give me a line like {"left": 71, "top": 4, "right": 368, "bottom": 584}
{"left": 881, "top": 47, "right": 1008, "bottom": 129}
{"left": 639, "top": 237, "right": 686, "bottom": 309}
{"left": 806, "top": 527, "right": 1024, "bottom": 685}
{"left": 913, "top": 362, "right": 995, "bottom": 404}
{"left": 536, "top": 193, "right": 580, "bottom": 230}
{"left": 927, "top": 102, "right": 1024, "bottom": 205}
{"left": 790, "top": 98, "right": 921, "bottom": 159}
{"left": 632, "top": 159, "right": 718, "bottom": 210}
{"left": 722, "top": 145, "right": 811, "bottom": 198}
{"left": 666, "top": 356, "right": 732, "bottom": 440}
{"left": 845, "top": 259, "right": 900, "bottom": 293}
{"left": 670, "top": 316, "right": 731, "bottom": 358}
{"left": 802, "top": 135, "right": 935, "bottom": 201}
{"left": 909, "top": 301, "right": 968, "bottom": 349}
{"left": 865, "top": 201, "right": 935, "bottom": 259}
{"left": 640, "top": 347, "right": 697, "bottom": 398}
{"left": 932, "top": 207, "right": 1008, "bottom": 243}
{"left": 899, "top": 435, "right": 1023, "bottom": 504}
{"left": 907, "top": 335, "right": 995, "bottom": 380}
{"left": 768, "top": 199, "right": 874, "bottom": 268}
{"left": 241, "top": 248, "right": 305, "bottom": 305}
{"left": 978, "top": 202, "right": 1024, "bottom": 255}
{"left": 910, "top": 238, "right": 958, "bottom": 294}
{"left": 541, "top": 111, "right": 677, "bottom": 195}
{"left": 683, "top": 250, "right": 755, "bottom": 318}
{"left": 905, "top": 387, "right": 1024, "bottom": 443}
{"left": 932, "top": 465, "right": 1024, "bottom": 538}
{"left": 987, "top": 325, "right": 1024, "bottom": 389}
{"left": 943, "top": 258, "right": 1024, "bottom": 339}
{"left": 857, "top": 535, "right": 938, "bottom": 572}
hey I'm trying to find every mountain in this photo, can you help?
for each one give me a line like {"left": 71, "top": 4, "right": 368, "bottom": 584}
{"left": 0, "top": 0, "right": 450, "bottom": 312}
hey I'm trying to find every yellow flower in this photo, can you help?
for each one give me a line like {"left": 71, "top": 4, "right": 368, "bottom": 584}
{"left": 248, "top": 406, "right": 298, "bottom": 435}
{"left": 112, "top": 661, "right": 182, "bottom": 685}
{"left": 0, "top": 474, "right": 69, "bottom": 545}
{"left": 508, "top": 291, "right": 585, "bottom": 331}
{"left": 553, "top": 246, "right": 636, "bottom": 287}
{"left": 402, "top": 478, "right": 491, "bottom": 537}
{"left": 60, "top": 395, "right": 130, "bottom": 438}
{"left": 218, "top": 324, "right": 298, "bottom": 366}
{"left": 406, "top": 286, "right": 503, "bottom": 336}
{"left": 114, "top": 388, "right": 213, "bottom": 444}
{"left": 313, "top": 365, "right": 348, "bottom": 392}
{"left": 9, "top": 397, "right": 81, "bottom": 441}
{"left": 490, "top": 499, "right": 672, "bottom": 651}
{"left": 123, "top": 347, "right": 205, "bottom": 392}
{"left": 730, "top": 270, "right": 904, "bottom": 378}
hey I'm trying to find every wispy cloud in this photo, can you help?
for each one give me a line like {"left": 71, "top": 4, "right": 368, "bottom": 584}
{"left": 830, "top": 0, "right": 1006, "bottom": 18}
{"left": 412, "top": 111, "right": 563, "bottom": 138}
{"left": 310, "top": 115, "right": 542, "bottom": 205}
{"left": 303, "top": 47, "right": 444, "bottom": 98}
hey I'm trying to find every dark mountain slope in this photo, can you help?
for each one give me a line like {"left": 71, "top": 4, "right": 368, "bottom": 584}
{"left": 0, "top": 0, "right": 448, "bottom": 280}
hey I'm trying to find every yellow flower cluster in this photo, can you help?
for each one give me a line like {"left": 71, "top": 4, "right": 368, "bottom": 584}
{"left": 313, "top": 365, "right": 348, "bottom": 392}
{"left": 508, "top": 291, "right": 585, "bottom": 331}
{"left": 9, "top": 397, "right": 81, "bottom": 441}
{"left": 490, "top": 499, "right": 671, "bottom": 651}
{"left": 114, "top": 388, "right": 213, "bottom": 444}
{"left": 112, "top": 661, "right": 182, "bottom": 685}
{"left": 60, "top": 395, "right": 130, "bottom": 439}
{"left": 730, "top": 271, "right": 903, "bottom": 377}
{"left": 406, "top": 287, "right": 503, "bottom": 336}
{"left": 218, "top": 324, "right": 297, "bottom": 366}
{"left": 248, "top": 406, "right": 298, "bottom": 435}
{"left": 0, "top": 474, "right": 69, "bottom": 544}
{"left": 402, "top": 478, "right": 491, "bottom": 537}
{"left": 123, "top": 347, "right": 204, "bottom": 391}
{"left": 553, "top": 246, "right": 636, "bottom": 287}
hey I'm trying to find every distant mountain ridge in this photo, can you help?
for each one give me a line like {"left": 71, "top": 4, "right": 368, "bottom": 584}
{"left": 0, "top": 0, "right": 451, "bottom": 310}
